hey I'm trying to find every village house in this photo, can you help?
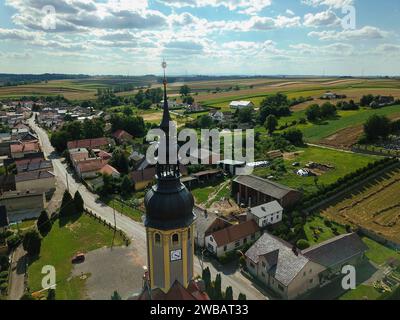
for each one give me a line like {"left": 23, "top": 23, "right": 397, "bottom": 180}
{"left": 10, "top": 140, "right": 40, "bottom": 159}
{"left": 131, "top": 165, "right": 188, "bottom": 191}
{"left": 205, "top": 220, "right": 261, "bottom": 257}
{"left": 229, "top": 101, "right": 254, "bottom": 109}
{"left": 75, "top": 158, "right": 108, "bottom": 179}
{"left": 245, "top": 232, "right": 368, "bottom": 299}
{"left": 99, "top": 164, "right": 120, "bottom": 178}
{"left": 113, "top": 129, "right": 133, "bottom": 144}
{"left": 15, "top": 170, "right": 55, "bottom": 193}
{"left": 208, "top": 110, "right": 225, "bottom": 122}
{"left": 16, "top": 157, "right": 53, "bottom": 174}
{"left": 232, "top": 175, "right": 302, "bottom": 209}
{"left": 0, "top": 190, "right": 45, "bottom": 222}
{"left": 247, "top": 200, "right": 284, "bottom": 227}
{"left": 67, "top": 137, "right": 111, "bottom": 150}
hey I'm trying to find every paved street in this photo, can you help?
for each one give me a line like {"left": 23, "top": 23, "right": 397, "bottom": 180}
{"left": 28, "top": 114, "right": 268, "bottom": 300}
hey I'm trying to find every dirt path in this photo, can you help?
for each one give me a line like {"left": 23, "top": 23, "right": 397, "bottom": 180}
{"left": 8, "top": 245, "right": 27, "bottom": 300}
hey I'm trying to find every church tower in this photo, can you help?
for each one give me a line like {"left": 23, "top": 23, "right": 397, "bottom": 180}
{"left": 144, "top": 61, "right": 196, "bottom": 292}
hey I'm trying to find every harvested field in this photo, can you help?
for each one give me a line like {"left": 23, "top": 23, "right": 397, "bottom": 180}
{"left": 319, "top": 115, "right": 400, "bottom": 149}
{"left": 321, "top": 168, "right": 400, "bottom": 244}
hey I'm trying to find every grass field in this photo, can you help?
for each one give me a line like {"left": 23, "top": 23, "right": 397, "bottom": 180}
{"left": 27, "top": 213, "right": 124, "bottom": 300}
{"left": 321, "top": 168, "right": 400, "bottom": 244}
{"left": 106, "top": 198, "right": 143, "bottom": 222}
{"left": 363, "top": 237, "right": 400, "bottom": 265}
{"left": 253, "top": 146, "right": 378, "bottom": 195}
{"left": 339, "top": 284, "right": 382, "bottom": 300}
{"left": 304, "top": 215, "right": 347, "bottom": 245}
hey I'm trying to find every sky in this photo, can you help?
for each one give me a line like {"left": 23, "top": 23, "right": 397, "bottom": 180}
{"left": 0, "top": 0, "right": 399, "bottom": 76}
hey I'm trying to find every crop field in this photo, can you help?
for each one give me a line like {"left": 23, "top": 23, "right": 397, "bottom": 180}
{"left": 253, "top": 146, "right": 378, "bottom": 195}
{"left": 320, "top": 168, "right": 400, "bottom": 244}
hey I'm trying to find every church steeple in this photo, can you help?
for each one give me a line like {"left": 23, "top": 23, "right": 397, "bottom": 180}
{"left": 160, "top": 60, "right": 171, "bottom": 132}
{"left": 144, "top": 62, "right": 196, "bottom": 292}
{"left": 156, "top": 60, "right": 179, "bottom": 180}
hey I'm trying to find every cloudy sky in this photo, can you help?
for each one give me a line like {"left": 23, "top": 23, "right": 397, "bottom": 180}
{"left": 0, "top": 0, "right": 399, "bottom": 75}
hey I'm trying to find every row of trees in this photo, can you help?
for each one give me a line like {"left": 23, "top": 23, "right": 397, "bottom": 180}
{"left": 363, "top": 114, "right": 400, "bottom": 141}
{"left": 110, "top": 113, "right": 146, "bottom": 138}
{"left": 50, "top": 118, "right": 105, "bottom": 153}
{"left": 202, "top": 267, "right": 246, "bottom": 300}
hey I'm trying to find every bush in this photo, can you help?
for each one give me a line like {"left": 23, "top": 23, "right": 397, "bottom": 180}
{"left": 37, "top": 211, "right": 52, "bottom": 236}
{"left": 6, "top": 234, "right": 22, "bottom": 250}
{"left": 324, "top": 219, "right": 332, "bottom": 228}
{"left": 23, "top": 229, "right": 42, "bottom": 257}
{"left": 296, "top": 239, "right": 310, "bottom": 250}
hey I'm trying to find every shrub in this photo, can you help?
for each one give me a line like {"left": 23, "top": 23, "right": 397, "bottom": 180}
{"left": 324, "top": 219, "right": 332, "bottom": 228}
{"left": 296, "top": 239, "right": 310, "bottom": 250}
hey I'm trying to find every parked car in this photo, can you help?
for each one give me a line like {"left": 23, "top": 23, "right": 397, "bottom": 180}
{"left": 71, "top": 253, "right": 85, "bottom": 264}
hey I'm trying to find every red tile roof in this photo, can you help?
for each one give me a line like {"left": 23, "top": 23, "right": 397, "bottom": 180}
{"left": 211, "top": 220, "right": 260, "bottom": 247}
{"left": 113, "top": 129, "right": 133, "bottom": 141}
{"left": 67, "top": 137, "right": 110, "bottom": 150}
{"left": 77, "top": 158, "right": 106, "bottom": 173}
{"left": 10, "top": 141, "right": 40, "bottom": 154}
{"left": 99, "top": 164, "right": 120, "bottom": 176}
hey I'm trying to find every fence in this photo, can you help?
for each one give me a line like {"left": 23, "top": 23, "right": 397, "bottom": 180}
{"left": 84, "top": 209, "right": 130, "bottom": 246}
{"left": 352, "top": 144, "right": 400, "bottom": 158}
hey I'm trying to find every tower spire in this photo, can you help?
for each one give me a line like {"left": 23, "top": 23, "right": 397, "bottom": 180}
{"left": 160, "top": 60, "right": 170, "bottom": 131}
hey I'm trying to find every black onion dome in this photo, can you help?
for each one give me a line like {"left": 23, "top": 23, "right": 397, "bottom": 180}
{"left": 144, "top": 177, "right": 195, "bottom": 230}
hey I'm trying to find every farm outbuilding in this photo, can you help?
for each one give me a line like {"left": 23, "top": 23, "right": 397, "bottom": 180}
{"left": 232, "top": 175, "right": 302, "bottom": 209}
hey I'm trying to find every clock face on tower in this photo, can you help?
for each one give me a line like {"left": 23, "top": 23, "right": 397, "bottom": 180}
{"left": 170, "top": 249, "right": 182, "bottom": 262}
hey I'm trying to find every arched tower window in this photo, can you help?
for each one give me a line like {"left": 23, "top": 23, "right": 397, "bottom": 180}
{"left": 154, "top": 233, "right": 161, "bottom": 245}
{"left": 172, "top": 233, "right": 179, "bottom": 246}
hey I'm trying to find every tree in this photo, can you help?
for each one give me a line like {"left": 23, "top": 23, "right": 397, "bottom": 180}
{"left": 37, "top": 210, "right": 52, "bottom": 236}
{"left": 197, "top": 115, "right": 213, "bottom": 129}
{"left": 23, "top": 229, "right": 42, "bottom": 256}
{"left": 238, "top": 107, "right": 252, "bottom": 123}
{"left": 202, "top": 267, "right": 211, "bottom": 291}
{"left": 320, "top": 102, "right": 337, "bottom": 118}
{"left": 47, "top": 289, "right": 56, "bottom": 300}
{"left": 238, "top": 293, "right": 247, "bottom": 300}
{"left": 60, "top": 191, "right": 76, "bottom": 217}
{"left": 264, "top": 115, "right": 278, "bottom": 135}
{"left": 213, "top": 274, "right": 223, "bottom": 300}
{"left": 363, "top": 115, "right": 391, "bottom": 141}
{"left": 306, "top": 104, "right": 321, "bottom": 122}
{"left": 296, "top": 239, "right": 310, "bottom": 250}
{"left": 180, "top": 85, "right": 191, "bottom": 96}
{"left": 282, "top": 129, "right": 304, "bottom": 146}
{"left": 360, "top": 94, "right": 374, "bottom": 107}
{"left": 121, "top": 175, "right": 132, "bottom": 196}
{"left": 110, "top": 148, "right": 129, "bottom": 174}
{"left": 74, "top": 191, "right": 84, "bottom": 213}
{"left": 111, "top": 291, "right": 122, "bottom": 300}
{"left": 50, "top": 131, "right": 70, "bottom": 153}
{"left": 182, "top": 95, "right": 194, "bottom": 105}
{"left": 224, "top": 286, "right": 233, "bottom": 300}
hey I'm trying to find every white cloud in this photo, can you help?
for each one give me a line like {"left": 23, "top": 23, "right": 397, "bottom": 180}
{"left": 302, "top": 0, "right": 354, "bottom": 9}
{"left": 161, "top": 0, "right": 272, "bottom": 15}
{"left": 303, "top": 10, "right": 340, "bottom": 27}
{"left": 309, "top": 26, "right": 389, "bottom": 41}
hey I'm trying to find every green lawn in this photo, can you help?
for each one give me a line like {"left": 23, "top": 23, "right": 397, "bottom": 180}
{"left": 27, "top": 213, "right": 124, "bottom": 300}
{"left": 192, "top": 186, "right": 215, "bottom": 204}
{"left": 254, "top": 145, "right": 378, "bottom": 195}
{"left": 340, "top": 285, "right": 382, "bottom": 300}
{"left": 304, "top": 216, "right": 347, "bottom": 245}
{"left": 300, "top": 105, "right": 400, "bottom": 142}
{"left": 106, "top": 198, "right": 143, "bottom": 222}
{"left": 363, "top": 237, "right": 400, "bottom": 265}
